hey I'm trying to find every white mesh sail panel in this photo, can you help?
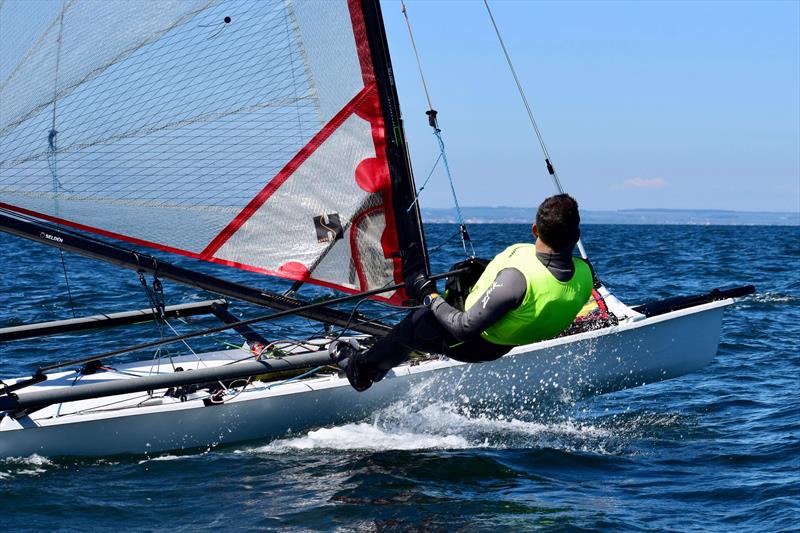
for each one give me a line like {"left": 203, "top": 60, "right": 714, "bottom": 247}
{"left": 0, "top": 0, "right": 412, "bottom": 302}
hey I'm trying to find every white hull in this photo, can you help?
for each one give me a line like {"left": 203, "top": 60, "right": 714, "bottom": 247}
{"left": 0, "top": 300, "right": 730, "bottom": 457}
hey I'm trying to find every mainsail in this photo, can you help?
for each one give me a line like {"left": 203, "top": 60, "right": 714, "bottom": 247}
{"left": 0, "top": 0, "right": 427, "bottom": 304}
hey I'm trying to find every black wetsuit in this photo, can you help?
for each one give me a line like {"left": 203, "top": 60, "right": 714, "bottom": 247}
{"left": 356, "top": 250, "right": 577, "bottom": 379}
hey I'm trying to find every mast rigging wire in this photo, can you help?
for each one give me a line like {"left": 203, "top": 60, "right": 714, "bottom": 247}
{"left": 401, "top": 2, "right": 434, "bottom": 110}
{"left": 401, "top": 1, "right": 475, "bottom": 258}
{"left": 482, "top": 0, "right": 588, "bottom": 260}
{"left": 48, "top": 1, "right": 78, "bottom": 318}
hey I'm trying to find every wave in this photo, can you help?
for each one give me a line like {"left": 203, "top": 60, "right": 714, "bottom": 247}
{"left": 137, "top": 452, "right": 208, "bottom": 464}
{"left": 0, "top": 454, "right": 54, "bottom": 478}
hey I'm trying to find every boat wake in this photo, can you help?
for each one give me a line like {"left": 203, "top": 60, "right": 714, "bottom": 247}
{"left": 0, "top": 403, "right": 688, "bottom": 469}
{"left": 243, "top": 375, "right": 689, "bottom": 456}
{"left": 245, "top": 399, "right": 615, "bottom": 455}
{"left": 255, "top": 421, "right": 471, "bottom": 452}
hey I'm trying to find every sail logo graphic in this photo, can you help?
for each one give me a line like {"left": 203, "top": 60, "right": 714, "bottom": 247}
{"left": 39, "top": 232, "right": 64, "bottom": 244}
{"left": 314, "top": 214, "right": 344, "bottom": 243}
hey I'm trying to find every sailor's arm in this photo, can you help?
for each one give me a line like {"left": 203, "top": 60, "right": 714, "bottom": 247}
{"left": 428, "top": 268, "right": 527, "bottom": 340}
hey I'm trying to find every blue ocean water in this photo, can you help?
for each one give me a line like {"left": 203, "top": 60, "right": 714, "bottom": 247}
{"left": 0, "top": 223, "right": 798, "bottom": 532}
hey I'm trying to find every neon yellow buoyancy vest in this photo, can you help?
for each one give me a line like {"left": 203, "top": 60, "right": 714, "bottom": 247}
{"left": 464, "top": 243, "right": 593, "bottom": 346}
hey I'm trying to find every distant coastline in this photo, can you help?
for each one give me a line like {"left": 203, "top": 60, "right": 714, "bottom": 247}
{"left": 421, "top": 207, "right": 799, "bottom": 226}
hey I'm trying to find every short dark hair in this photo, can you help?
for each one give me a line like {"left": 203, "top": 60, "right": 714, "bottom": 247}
{"left": 535, "top": 194, "right": 581, "bottom": 252}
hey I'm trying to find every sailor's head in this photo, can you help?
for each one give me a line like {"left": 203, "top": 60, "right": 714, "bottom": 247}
{"left": 532, "top": 193, "right": 581, "bottom": 253}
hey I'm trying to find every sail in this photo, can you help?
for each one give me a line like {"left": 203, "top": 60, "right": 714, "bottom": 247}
{"left": 0, "top": 0, "right": 427, "bottom": 304}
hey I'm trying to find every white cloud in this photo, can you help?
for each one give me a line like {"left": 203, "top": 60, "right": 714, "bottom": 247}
{"left": 623, "top": 177, "right": 666, "bottom": 189}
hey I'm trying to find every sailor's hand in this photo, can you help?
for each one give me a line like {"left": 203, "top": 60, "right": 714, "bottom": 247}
{"left": 407, "top": 272, "right": 437, "bottom": 303}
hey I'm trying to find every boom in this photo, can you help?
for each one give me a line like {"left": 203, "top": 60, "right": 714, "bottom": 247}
{"left": 0, "top": 210, "right": 390, "bottom": 337}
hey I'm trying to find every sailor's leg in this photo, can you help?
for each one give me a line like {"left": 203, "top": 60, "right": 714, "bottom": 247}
{"left": 359, "top": 307, "right": 442, "bottom": 370}
{"left": 442, "top": 336, "right": 511, "bottom": 363}
{"left": 345, "top": 307, "right": 448, "bottom": 390}
{"left": 341, "top": 308, "right": 512, "bottom": 390}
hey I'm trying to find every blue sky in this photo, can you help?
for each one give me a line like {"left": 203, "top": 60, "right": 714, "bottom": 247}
{"left": 382, "top": 0, "right": 800, "bottom": 212}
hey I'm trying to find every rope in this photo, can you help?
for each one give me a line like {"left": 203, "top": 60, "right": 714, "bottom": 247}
{"left": 433, "top": 128, "right": 474, "bottom": 256}
{"left": 263, "top": 366, "right": 326, "bottom": 391}
{"left": 482, "top": 0, "right": 588, "bottom": 260}
{"left": 57, "top": 252, "right": 77, "bottom": 318}
{"left": 406, "top": 152, "right": 442, "bottom": 213}
{"left": 138, "top": 271, "right": 176, "bottom": 372}
{"left": 401, "top": 1, "right": 475, "bottom": 258}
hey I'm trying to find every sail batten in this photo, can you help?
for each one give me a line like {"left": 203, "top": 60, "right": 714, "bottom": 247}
{"left": 0, "top": 0, "right": 428, "bottom": 304}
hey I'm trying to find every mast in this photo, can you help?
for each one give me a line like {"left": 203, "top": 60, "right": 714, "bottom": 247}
{"left": 359, "top": 0, "right": 431, "bottom": 279}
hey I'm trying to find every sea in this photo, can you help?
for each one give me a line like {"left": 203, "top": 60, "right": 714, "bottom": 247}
{"left": 0, "top": 223, "right": 798, "bottom": 532}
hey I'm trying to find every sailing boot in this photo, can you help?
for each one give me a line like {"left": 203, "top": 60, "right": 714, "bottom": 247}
{"left": 329, "top": 339, "right": 372, "bottom": 392}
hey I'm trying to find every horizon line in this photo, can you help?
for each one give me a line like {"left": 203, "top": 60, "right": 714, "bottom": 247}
{"left": 421, "top": 206, "right": 800, "bottom": 215}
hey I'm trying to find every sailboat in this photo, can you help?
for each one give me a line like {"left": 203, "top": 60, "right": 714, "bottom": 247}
{"left": 0, "top": 0, "right": 752, "bottom": 457}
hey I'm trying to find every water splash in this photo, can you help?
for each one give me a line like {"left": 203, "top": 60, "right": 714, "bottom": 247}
{"left": 0, "top": 454, "right": 54, "bottom": 478}
{"left": 138, "top": 453, "right": 205, "bottom": 464}
{"left": 252, "top": 422, "right": 471, "bottom": 452}
{"left": 746, "top": 292, "right": 800, "bottom": 304}
{"left": 246, "top": 399, "right": 616, "bottom": 455}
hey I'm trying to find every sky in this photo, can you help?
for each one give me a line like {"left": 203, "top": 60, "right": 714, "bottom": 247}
{"left": 381, "top": 0, "right": 800, "bottom": 213}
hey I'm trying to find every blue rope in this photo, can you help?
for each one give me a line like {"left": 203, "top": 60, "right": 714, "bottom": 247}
{"left": 264, "top": 366, "right": 326, "bottom": 390}
{"left": 407, "top": 126, "right": 475, "bottom": 258}
{"left": 401, "top": 1, "right": 475, "bottom": 259}
{"left": 407, "top": 151, "right": 442, "bottom": 213}
{"left": 433, "top": 128, "right": 475, "bottom": 257}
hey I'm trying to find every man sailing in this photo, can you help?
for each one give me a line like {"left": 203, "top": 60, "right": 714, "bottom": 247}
{"left": 337, "top": 193, "right": 593, "bottom": 392}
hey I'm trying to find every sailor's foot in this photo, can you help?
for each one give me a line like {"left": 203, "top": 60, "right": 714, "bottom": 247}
{"left": 345, "top": 353, "right": 372, "bottom": 392}
{"left": 329, "top": 339, "right": 372, "bottom": 392}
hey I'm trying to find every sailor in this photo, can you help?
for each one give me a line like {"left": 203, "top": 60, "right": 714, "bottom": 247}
{"left": 338, "top": 193, "right": 594, "bottom": 391}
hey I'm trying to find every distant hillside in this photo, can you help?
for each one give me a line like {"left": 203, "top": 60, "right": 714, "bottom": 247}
{"left": 421, "top": 207, "right": 799, "bottom": 226}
